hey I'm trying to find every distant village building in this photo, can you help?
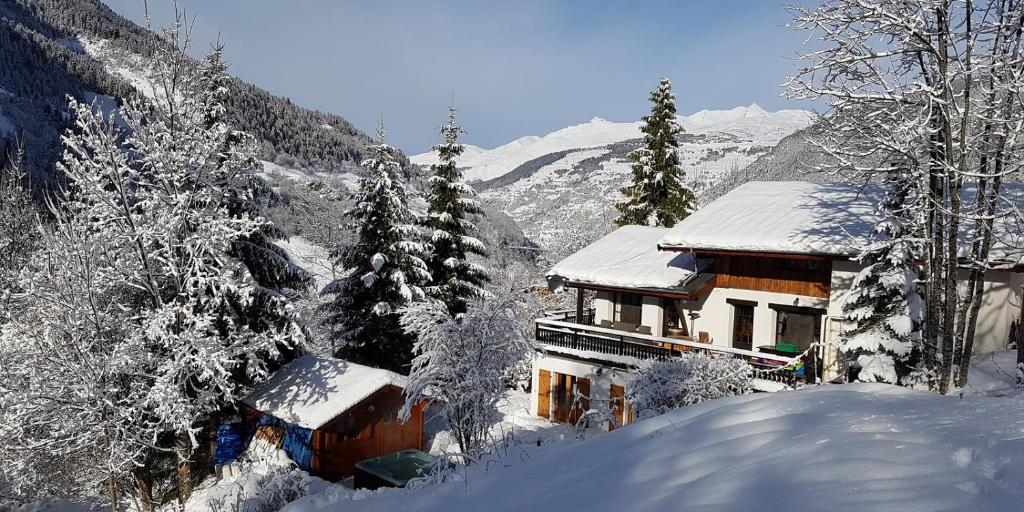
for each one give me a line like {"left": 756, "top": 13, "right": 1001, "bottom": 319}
{"left": 243, "top": 356, "right": 427, "bottom": 481}
{"left": 534, "top": 181, "right": 1024, "bottom": 426}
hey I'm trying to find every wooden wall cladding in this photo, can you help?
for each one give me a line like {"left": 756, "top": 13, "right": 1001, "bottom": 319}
{"left": 714, "top": 254, "right": 831, "bottom": 298}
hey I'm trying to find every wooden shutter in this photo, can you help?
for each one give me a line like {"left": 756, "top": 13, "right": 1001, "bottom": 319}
{"left": 609, "top": 384, "right": 625, "bottom": 430}
{"left": 570, "top": 377, "right": 590, "bottom": 425}
{"left": 578, "top": 377, "right": 590, "bottom": 413}
{"left": 538, "top": 369, "right": 551, "bottom": 419}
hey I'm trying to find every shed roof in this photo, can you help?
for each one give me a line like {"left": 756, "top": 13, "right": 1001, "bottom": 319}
{"left": 547, "top": 225, "right": 699, "bottom": 291}
{"left": 243, "top": 355, "right": 406, "bottom": 430}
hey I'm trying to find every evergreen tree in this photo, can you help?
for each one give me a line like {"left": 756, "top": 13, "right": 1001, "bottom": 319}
{"left": 200, "top": 44, "right": 313, "bottom": 331}
{"left": 321, "top": 123, "right": 430, "bottom": 372}
{"left": 840, "top": 173, "right": 923, "bottom": 384}
{"left": 615, "top": 78, "right": 695, "bottom": 227}
{"left": 424, "top": 106, "right": 490, "bottom": 317}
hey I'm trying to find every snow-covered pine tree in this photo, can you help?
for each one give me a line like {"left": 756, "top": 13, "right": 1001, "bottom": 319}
{"left": 321, "top": 122, "right": 430, "bottom": 373}
{"left": 424, "top": 106, "right": 489, "bottom": 317}
{"left": 0, "top": 143, "right": 38, "bottom": 324}
{"left": 615, "top": 78, "right": 695, "bottom": 228}
{"left": 199, "top": 43, "right": 313, "bottom": 335}
{"left": 840, "top": 173, "right": 923, "bottom": 384}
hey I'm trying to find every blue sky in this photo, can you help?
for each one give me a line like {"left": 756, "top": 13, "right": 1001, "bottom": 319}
{"left": 103, "top": 1, "right": 815, "bottom": 154}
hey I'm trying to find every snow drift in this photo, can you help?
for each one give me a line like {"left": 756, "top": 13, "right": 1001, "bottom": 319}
{"left": 284, "top": 384, "right": 1024, "bottom": 512}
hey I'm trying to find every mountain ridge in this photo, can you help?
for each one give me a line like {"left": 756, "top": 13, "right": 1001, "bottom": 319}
{"left": 410, "top": 104, "right": 813, "bottom": 183}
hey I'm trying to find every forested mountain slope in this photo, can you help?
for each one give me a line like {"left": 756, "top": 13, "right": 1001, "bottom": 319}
{"left": 0, "top": 0, "right": 383, "bottom": 186}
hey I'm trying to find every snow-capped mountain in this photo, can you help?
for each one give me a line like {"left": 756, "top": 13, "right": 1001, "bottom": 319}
{"left": 410, "top": 104, "right": 812, "bottom": 183}
{"left": 416, "top": 105, "right": 814, "bottom": 253}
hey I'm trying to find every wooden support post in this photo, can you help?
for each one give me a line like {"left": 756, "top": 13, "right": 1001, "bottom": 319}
{"left": 805, "top": 347, "right": 817, "bottom": 385}
{"left": 575, "top": 287, "right": 585, "bottom": 324}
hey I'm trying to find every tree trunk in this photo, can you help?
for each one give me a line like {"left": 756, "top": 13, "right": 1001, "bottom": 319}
{"left": 107, "top": 471, "right": 119, "bottom": 512}
{"left": 133, "top": 462, "right": 154, "bottom": 512}
{"left": 176, "top": 431, "right": 193, "bottom": 507}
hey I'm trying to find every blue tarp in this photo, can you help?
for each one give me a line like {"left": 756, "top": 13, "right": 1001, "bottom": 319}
{"left": 213, "top": 424, "right": 245, "bottom": 465}
{"left": 256, "top": 415, "right": 314, "bottom": 471}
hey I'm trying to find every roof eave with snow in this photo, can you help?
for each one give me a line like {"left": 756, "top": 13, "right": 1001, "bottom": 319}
{"left": 546, "top": 225, "right": 699, "bottom": 293}
{"left": 243, "top": 355, "right": 407, "bottom": 431}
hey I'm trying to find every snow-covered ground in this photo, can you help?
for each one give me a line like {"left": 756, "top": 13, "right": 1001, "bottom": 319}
{"left": 425, "top": 390, "right": 582, "bottom": 456}
{"left": 277, "top": 236, "right": 337, "bottom": 290}
{"left": 961, "top": 350, "right": 1022, "bottom": 397}
{"left": 282, "top": 379, "right": 1024, "bottom": 512}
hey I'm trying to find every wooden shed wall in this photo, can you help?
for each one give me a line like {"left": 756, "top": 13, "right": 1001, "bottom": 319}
{"left": 310, "top": 385, "right": 425, "bottom": 481}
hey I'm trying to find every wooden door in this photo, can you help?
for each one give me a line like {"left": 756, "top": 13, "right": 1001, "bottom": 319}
{"left": 570, "top": 377, "right": 590, "bottom": 425}
{"left": 732, "top": 303, "right": 754, "bottom": 351}
{"left": 554, "top": 373, "right": 571, "bottom": 423}
{"left": 609, "top": 384, "right": 625, "bottom": 430}
{"left": 380, "top": 418, "right": 401, "bottom": 455}
{"left": 538, "top": 369, "right": 551, "bottom": 419}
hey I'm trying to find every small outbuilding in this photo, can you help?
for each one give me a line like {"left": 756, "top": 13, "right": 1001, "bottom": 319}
{"left": 243, "top": 355, "right": 426, "bottom": 481}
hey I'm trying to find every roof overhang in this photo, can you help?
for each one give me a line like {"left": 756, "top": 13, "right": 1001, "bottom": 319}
{"left": 656, "top": 246, "right": 852, "bottom": 261}
{"left": 561, "top": 272, "right": 717, "bottom": 300}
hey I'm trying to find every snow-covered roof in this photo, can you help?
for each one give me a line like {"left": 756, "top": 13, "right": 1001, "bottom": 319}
{"left": 659, "top": 182, "right": 880, "bottom": 256}
{"left": 243, "top": 355, "right": 406, "bottom": 430}
{"left": 659, "top": 181, "right": 1024, "bottom": 265}
{"left": 547, "top": 225, "right": 698, "bottom": 291}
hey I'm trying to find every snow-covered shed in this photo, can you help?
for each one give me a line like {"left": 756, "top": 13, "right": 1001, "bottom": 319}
{"left": 243, "top": 355, "right": 426, "bottom": 481}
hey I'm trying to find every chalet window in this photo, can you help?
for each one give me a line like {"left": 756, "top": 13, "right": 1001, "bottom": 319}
{"left": 770, "top": 304, "right": 824, "bottom": 351}
{"left": 662, "top": 298, "right": 688, "bottom": 337}
{"left": 613, "top": 292, "right": 643, "bottom": 325}
{"left": 730, "top": 301, "right": 755, "bottom": 351}
{"left": 336, "top": 415, "right": 363, "bottom": 440}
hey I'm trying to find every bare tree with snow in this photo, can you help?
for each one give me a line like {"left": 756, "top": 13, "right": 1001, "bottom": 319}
{"left": 626, "top": 354, "right": 752, "bottom": 420}
{"left": 399, "top": 293, "right": 539, "bottom": 458}
{"left": 788, "top": 0, "right": 1024, "bottom": 393}
{"left": 0, "top": 21, "right": 306, "bottom": 509}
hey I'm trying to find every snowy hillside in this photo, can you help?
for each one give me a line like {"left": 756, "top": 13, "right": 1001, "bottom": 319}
{"left": 285, "top": 383, "right": 1024, "bottom": 512}
{"left": 428, "top": 105, "right": 813, "bottom": 250}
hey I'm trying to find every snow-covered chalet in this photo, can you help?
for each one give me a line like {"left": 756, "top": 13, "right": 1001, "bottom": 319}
{"left": 533, "top": 181, "right": 1024, "bottom": 426}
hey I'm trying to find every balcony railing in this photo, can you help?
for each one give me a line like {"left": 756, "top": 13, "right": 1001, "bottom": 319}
{"left": 536, "top": 310, "right": 817, "bottom": 388}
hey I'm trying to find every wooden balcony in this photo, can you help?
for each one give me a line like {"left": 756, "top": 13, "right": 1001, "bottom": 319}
{"left": 535, "top": 310, "right": 817, "bottom": 388}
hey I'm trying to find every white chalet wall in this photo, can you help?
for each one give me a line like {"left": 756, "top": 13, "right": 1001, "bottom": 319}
{"left": 642, "top": 295, "right": 664, "bottom": 336}
{"left": 827, "top": 261, "right": 1020, "bottom": 353}
{"left": 594, "top": 291, "right": 614, "bottom": 324}
{"left": 530, "top": 353, "right": 632, "bottom": 424}
{"left": 679, "top": 287, "right": 828, "bottom": 350}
